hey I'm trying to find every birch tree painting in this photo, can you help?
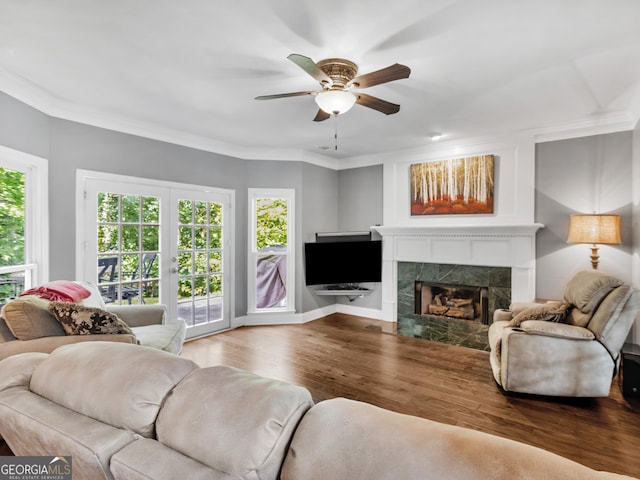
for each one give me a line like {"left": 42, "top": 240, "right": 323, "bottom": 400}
{"left": 410, "top": 155, "right": 494, "bottom": 215}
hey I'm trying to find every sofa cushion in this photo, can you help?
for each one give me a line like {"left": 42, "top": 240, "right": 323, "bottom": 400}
{"left": 29, "top": 342, "right": 198, "bottom": 438}
{"left": 156, "top": 365, "right": 313, "bottom": 478}
{"left": 1, "top": 295, "right": 66, "bottom": 340}
{"left": 0, "top": 387, "right": 137, "bottom": 480}
{"left": 111, "top": 439, "right": 230, "bottom": 480}
{"left": 281, "top": 398, "right": 619, "bottom": 480}
{"left": 589, "top": 286, "right": 639, "bottom": 357}
{"left": 74, "top": 281, "right": 107, "bottom": 309}
{"left": 48, "top": 302, "right": 134, "bottom": 336}
{"left": 0, "top": 352, "right": 49, "bottom": 392}
{"left": 0, "top": 317, "right": 16, "bottom": 342}
{"left": 132, "top": 321, "right": 186, "bottom": 354}
{"left": 518, "top": 320, "right": 596, "bottom": 340}
{"left": 563, "top": 271, "right": 622, "bottom": 327}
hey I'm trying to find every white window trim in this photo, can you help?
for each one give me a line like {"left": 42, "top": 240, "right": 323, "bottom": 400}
{"left": 0, "top": 145, "right": 49, "bottom": 287}
{"left": 247, "top": 188, "right": 295, "bottom": 315}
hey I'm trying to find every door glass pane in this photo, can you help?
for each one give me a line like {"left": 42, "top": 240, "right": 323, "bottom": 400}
{"left": 209, "top": 251, "right": 222, "bottom": 273}
{"left": 98, "top": 192, "right": 120, "bottom": 223}
{"left": 122, "top": 226, "right": 139, "bottom": 252}
{"left": 178, "top": 277, "right": 193, "bottom": 300}
{"left": 178, "top": 200, "right": 192, "bottom": 223}
{"left": 194, "top": 253, "right": 208, "bottom": 274}
{"left": 142, "top": 225, "right": 159, "bottom": 251}
{"left": 98, "top": 224, "right": 118, "bottom": 253}
{"left": 122, "top": 195, "right": 140, "bottom": 223}
{"left": 177, "top": 199, "right": 224, "bottom": 328}
{"left": 194, "top": 201, "right": 207, "bottom": 224}
{"left": 178, "top": 252, "right": 192, "bottom": 275}
{"left": 122, "top": 254, "right": 139, "bottom": 280}
{"left": 142, "top": 197, "right": 159, "bottom": 222}
{"left": 143, "top": 280, "right": 159, "bottom": 304}
{"left": 96, "top": 192, "right": 160, "bottom": 305}
{"left": 178, "top": 226, "right": 192, "bottom": 250}
{"left": 209, "top": 202, "right": 222, "bottom": 225}
{"left": 194, "top": 227, "right": 207, "bottom": 249}
{"left": 209, "top": 274, "right": 223, "bottom": 297}
{"left": 210, "top": 227, "right": 222, "bottom": 249}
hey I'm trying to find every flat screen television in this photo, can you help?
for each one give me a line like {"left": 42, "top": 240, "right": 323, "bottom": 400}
{"left": 304, "top": 240, "right": 382, "bottom": 286}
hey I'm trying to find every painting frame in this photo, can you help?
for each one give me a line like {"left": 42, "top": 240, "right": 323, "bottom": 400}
{"left": 410, "top": 154, "right": 494, "bottom": 216}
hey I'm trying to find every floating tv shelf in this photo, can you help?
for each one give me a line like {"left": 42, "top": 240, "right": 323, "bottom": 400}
{"left": 314, "top": 287, "right": 372, "bottom": 297}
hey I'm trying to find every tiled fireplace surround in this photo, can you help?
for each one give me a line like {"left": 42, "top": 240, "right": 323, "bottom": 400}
{"left": 372, "top": 225, "right": 543, "bottom": 350}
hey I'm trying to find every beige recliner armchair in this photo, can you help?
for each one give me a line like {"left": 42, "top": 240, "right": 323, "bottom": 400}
{"left": 489, "top": 270, "right": 640, "bottom": 397}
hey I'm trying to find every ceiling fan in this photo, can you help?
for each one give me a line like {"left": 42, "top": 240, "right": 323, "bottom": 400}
{"left": 255, "top": 54, "right": 411, "bottom": 122}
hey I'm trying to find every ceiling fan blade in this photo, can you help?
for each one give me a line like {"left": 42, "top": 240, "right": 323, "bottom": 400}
{"left": 355, "top": 93, "right": 401, "bottom": 115}
{"left": 350, "top": 63, "right": 410, "bottom": 89}
{"left": 313, "top": 109, "right": 331, "bottom": 122}
{"left": 287, "top": 54, "right": 333, "bottom": 86}
{"left": 255, "top": 91, "right": 316, "bottom": 100}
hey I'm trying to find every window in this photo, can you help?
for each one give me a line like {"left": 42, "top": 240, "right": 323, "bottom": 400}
{"left": 248, "top": 189, "right": 295, "bottom": 313}
{"left": 0, "top": 146, "right": 48, "bottom": 303}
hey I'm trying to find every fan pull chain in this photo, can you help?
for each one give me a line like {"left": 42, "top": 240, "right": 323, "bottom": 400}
{"left": 334, "top": 114, "right": 339, "bottom": 151}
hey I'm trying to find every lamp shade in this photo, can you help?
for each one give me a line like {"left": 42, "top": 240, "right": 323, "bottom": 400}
{"left": 567, "top": 214, "right": 621, "bottom": 245}
{"left": 315, "top": 90, "right": 357, "bottom": 115}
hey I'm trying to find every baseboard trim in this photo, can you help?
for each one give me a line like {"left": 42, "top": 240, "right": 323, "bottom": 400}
{"left": 233, "top": 304, "right": 386, "bottom": 328}
{"left": 336, "top": 304, "right": 385, "bottom": 320}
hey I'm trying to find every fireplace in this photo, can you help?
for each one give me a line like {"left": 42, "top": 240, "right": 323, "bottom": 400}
{"left": 415, "top": 282, "right": 489, "bottom": 324}
{"left": 397, "top": 262, "right": 511, "bottom": 350}
{"left": 371, "top": 224, "right": 543, "bottom": 350}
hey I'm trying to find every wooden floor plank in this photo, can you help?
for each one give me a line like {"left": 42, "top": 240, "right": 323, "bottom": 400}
{"left": 183, "top": 313, "right": 640, "bottom": 478}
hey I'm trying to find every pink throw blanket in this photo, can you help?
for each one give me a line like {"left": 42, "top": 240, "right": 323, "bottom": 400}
{"left": 21, "top": 280, "right": 91, "bottom": 303}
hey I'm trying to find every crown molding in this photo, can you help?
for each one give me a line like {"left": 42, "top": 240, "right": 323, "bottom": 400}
{"left": 1, "top": 65, "right": 636, "bottom": 171}
{"left": 531, "top": 111, "right": 636, "bottom": 143}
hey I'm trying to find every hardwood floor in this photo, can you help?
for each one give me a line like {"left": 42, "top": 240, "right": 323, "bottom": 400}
{"left": 182, "top": 313, "right": 640, "bottom": 478}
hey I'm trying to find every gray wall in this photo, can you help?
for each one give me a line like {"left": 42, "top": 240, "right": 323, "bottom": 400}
{"left": 0, "top": 92, "right": 343, "bottom": 318}
{"left": 535, "top": 131, "right": 634, "bottom": 299}
{"left": 0, "top": 92, "right": 49, "bottom": 159}
{"left": 338, "top": 165, "right": 383, "bottom": 231}
{"left": 336, "top": 165, "right": 384, "bottom": 310}
{"left": 301, "top": 163, "right": 339, "bottom": 312}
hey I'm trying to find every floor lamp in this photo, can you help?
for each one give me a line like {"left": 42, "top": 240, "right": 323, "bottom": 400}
{"left": 567, "top": 214, "right": 621, "bottom": 269}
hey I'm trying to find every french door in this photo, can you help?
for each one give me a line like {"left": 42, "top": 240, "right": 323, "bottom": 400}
{"left": 79, "top": 173, "right": 233, "bottom": 338}
{"left": 170, "top": 189, "right": 229, "bottom": 337}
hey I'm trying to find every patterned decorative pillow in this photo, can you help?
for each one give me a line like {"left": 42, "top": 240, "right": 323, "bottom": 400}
{"left": 507, "top": 301, "right": 571, "bottom": 328}
{"left": 48, "top": 302, "right": 135, "bottom": 336}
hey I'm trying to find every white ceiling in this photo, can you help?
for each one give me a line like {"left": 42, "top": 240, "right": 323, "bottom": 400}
{"left": 2, "top": 0, "right": 640, "bottom": 166}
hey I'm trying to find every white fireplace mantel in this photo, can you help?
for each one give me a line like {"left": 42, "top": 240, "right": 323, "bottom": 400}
{"left": 371, "top": 224, "right": 545, "bottom": 322}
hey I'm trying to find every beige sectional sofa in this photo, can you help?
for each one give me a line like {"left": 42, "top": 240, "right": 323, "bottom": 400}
{"left": 0, "top": 282, "right": 186, "bottom": 359}
{"left": 0, "top": 342, "right": 635, "bottom": 480}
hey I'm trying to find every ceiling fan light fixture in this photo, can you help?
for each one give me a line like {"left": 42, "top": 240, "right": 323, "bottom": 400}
{"left": 315, "top": 90, "right": 357, "bottom": 115}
